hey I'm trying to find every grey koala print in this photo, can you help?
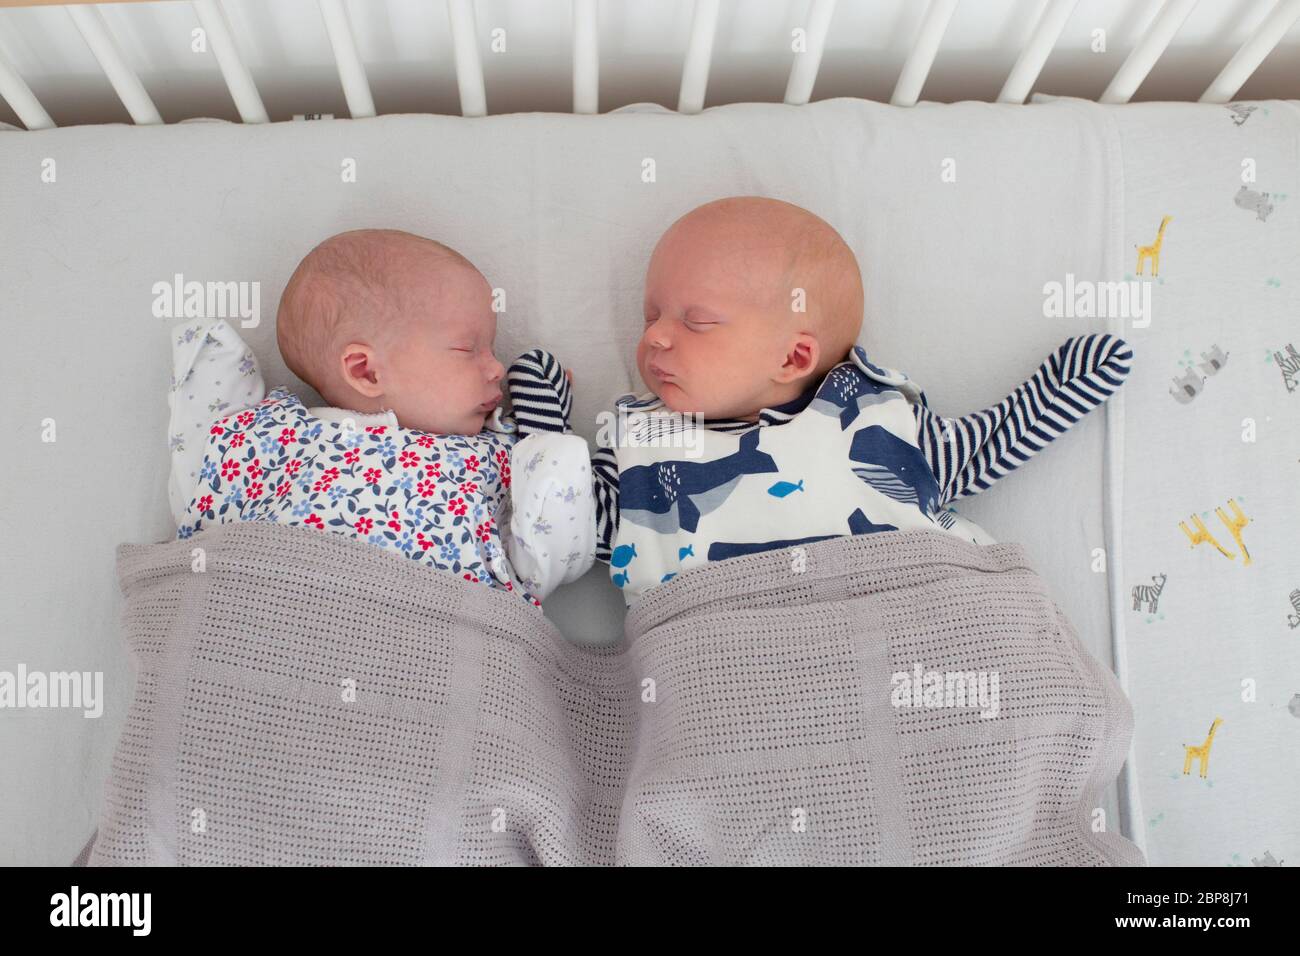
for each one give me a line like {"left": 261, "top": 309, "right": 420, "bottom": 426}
{"left": 1225, "top": 103, "right": 1256, "bottom": 126}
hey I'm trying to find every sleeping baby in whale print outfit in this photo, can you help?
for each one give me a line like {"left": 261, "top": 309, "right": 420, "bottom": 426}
{"left": 167, "top": 229, "right": 594, "bottom": 607}
{"left": 520, "top": 198, "right": 1134, "bottom": 605}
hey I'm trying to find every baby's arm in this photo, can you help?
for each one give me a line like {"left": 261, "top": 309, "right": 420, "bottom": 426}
{"left": 591, "top": 444, "right": 620, "bottom": 565}
{"left": 506, "top": 348, "right": 574, "bottom": 434}
{"left": 499, "top": 349, "right": 595, "bottom": 597}
{"left": 168, "top": 319, "right": 264, "bottom": 525}
{"left": 914, "top": 332, "right": 1133, "bottom": 506}
{"left": 501, "top": 434, "right": 596, "bottom": 601}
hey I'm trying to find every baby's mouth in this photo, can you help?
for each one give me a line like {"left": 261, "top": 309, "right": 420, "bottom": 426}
{"left": 478, "top": 395, "right": 501, "bottom": 411}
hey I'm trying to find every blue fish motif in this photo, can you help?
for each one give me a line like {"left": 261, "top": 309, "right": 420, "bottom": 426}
{"left": 611, "top": 542, "right": 638, "bottom": 568}
{"left": 678, "top": 544, "right": 694, "bottom": 560}
{"left": 661, "top": 572, "right": 677, "bottom": 583}
{"left": 613, "top": 571, "right": 629, "bottom": 588}
{"left": 767, "top": 479, "right": 804, "bottom": 498}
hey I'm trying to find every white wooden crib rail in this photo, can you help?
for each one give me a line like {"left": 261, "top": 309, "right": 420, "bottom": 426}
{"left": 1, "top": 0, "right": 1298, "bottom": 130}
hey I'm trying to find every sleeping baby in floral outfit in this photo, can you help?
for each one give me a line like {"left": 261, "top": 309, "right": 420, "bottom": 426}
{"left": 575, "top": 197, "right": 1134, "bottom": 604}
{"left": 168, "top": 228, "right": 594, "bottom": 607}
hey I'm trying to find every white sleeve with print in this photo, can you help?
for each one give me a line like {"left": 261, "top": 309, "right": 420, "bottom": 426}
{"left": 168, "top": 319, "right": 264, "bottom": 525}
{"left": 502, "top": 432, "right": 596, "bottom": 601}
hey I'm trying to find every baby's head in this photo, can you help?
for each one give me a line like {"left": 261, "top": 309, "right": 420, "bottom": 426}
{"left": 638, "top": 196, "right": 864, "bottom": 420}
{"left": 276, "top": 228, "right": 505, "bottom": 436}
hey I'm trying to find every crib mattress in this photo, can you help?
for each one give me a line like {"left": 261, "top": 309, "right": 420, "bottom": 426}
{"left": 1, "top": 95, "right": 1294, "bottom": 866}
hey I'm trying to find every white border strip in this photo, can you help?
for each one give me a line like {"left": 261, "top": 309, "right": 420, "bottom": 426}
{"left": 193, "top": 0, "right": 268, "bottom": 123}
{"left": 318, "top": 0, "right": 376, "bottom": 119}
{"left": 677, "top": 0, "right": 719, "bottom": 114}
{"left": 66, "top": 3, "right": 162, "bottom": 125}
{"left": 1100, "top": 0, "right": 1197, "bottom": 105}
{"left": 1200, "top": 0, "right": 1300, "bottom": 103}
{"left": 783, "top": 0, "right": 836, "bottom": 106}
{"left": 997, "top": 0, "right": 1078, "bottom": 104}
{"left": 447, "top": 0, "right": 486, "bottom": 117}
{"left": 572, "top": 0, "right": 599, "bottom": 114}
{"left": 890, "top": 0, "right": 958, "bottom": 107}
{"left": 0, "top": 42, "right": 54, "bottom": 129}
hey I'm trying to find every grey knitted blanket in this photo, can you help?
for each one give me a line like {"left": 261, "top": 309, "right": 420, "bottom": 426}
{"left": 88, "top": 520, "right": 1144, "bottom": 866}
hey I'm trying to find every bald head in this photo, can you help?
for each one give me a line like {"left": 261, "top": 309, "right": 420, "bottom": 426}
{"left": 658, "top": 197, "right": 864, "bottom": 378}
{"left": 276, "top": 228, "right": 481, "bottom": 405}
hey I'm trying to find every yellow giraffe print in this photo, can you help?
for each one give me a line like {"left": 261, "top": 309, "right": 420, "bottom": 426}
{"left": 1136, "top": 215, "right": 1172, "bottom": 276}
{"left": 1182, "top": 717, "right": 1223, "bottom": 779}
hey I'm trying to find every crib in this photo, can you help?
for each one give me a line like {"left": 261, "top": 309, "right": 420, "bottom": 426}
{"left": 1, "top": 0, "right": 1297, "bottom": 869}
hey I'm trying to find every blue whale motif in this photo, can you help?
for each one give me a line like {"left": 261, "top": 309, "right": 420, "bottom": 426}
{"left": 678, "top": 544, "right": 694, "bottom": 560}
{"left": 848, "top": 425, "right": 939, "bottom": 516}
{"left": 620, "top": 428, "right": 778, "bottom": 534}
{"left": 807, "top": 363, "right": 904, "bottom": 430}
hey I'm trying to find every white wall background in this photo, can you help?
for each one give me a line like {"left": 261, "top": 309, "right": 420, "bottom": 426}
{"left": 1, "top": 0, "right": 1298, "bottom": 129}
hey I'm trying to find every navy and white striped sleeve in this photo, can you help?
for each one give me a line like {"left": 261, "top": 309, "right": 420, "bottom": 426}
{"left": 915, "top": 333, "right": 1134, "bottom": 506}
{"left": 591, "top": 443, "right": 619, "bottom": 565}
{"left": 506, "top": 348, "right": 573, "bottom": 435}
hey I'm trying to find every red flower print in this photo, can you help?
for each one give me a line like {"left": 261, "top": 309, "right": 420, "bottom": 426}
{"left": 463, "top": 572, "right": 479, "bottom": 583}
{"left": 286, "top": 459, "right": 302, "bottom": 476}
{"left": 415, "top": 533, "right": 433, "bottom": 551}
{"left": 229, "top": 432, "right": 246, "bottom": 448}
{"left": 416, "top": 479, "right": 436, "bottom": 498}
{"left": 354, "top": 517, "right": 374, "bottom": 535}
{"left": 247, "top": 459, "right": 263, "bottom": 480}
{"left": 500, "top": 464, "right": 511, "bottom": 488}
{"left": 364, "top": 425, "right": 387, "bottom": 435}
{"left": 364, "top": 468, "right": 382, "bottom": 485}
{"left": 416, "top": 435, "right": 435, "bottom": 448}
{"left": 448, "top": 497, "right": 467, "bottom": 517}
{"left": 275, "top": 481, "right": 290, "bottom": 498}
{"left": 387, "top": 510, "right": 402, "bottom": 532}
{"left": 530, "top": 596, "right": 541, "bottom": 607}
{"left": 322, "top": 467, "right": 340, "bottom": 480}
{"left": 304, "top": 514, "right": 324, "bottom": 529}
{"left": 278, "top": 427, "right": 296, "bottom": 446}
{"left": 495, "top": 449, "right": 509, "bottom": 465}
{"left": 247, "top": 482, "right": 264, "bottom": 499}
{"left": 475, "top": 519, "right": 493, "bottom": 542}
{"left": 344, "top": 448, "right": 360, "bottom": 465}
{"left": 399, "top": 450, "right": 420, "bottom": 469}
{"left": 464, "top": 455, "right": 480, "bottom": 472}
{"left": 237, "top": 411, "right": 255, "bottom": 426}
{"left": 210, "top": 424, "right": 224, "bottom": 436}
{"left": 459, "top": 481, "right": 479, "bottom": 495}
{"left": 198, "top": 494, "right": 213, "bottom": 513}
{"left": 221, "top": 460, "right": 241, "bottom": 480}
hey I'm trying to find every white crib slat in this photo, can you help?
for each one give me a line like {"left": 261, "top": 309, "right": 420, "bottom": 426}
{"left": 784, "top": 0, "right": 836, "bottom": 105}
{"left": 1200, "top": 0, "right": 1300, "bottom": 103}
{"left": 446, "top": 0, "right": 486, "bottom": 117}
{"left": 677, "top": 0, "right": 719, "bottom": 114}
{"left": 318, "top": 0, "right": 376, "bottom": 118}
{"left": 996, "top": 0, "right": 1079, "bottom": 104}
{"left": 572, "top": 0, "right": 599, "bottom": 114}
{"left": 66, "top": 4, "right": 163, "bottom": 125}
{"left": 192, "top": 0, "right": 269, "bottom": 123}
{"left": 1100, "top": 0, "right": 1197, "bottom": 104}
{"left": 890, "top": 0, "right": 959, "bottom": 107}
{"left": 0, "top": 45, "right": 55, "bottom": 130}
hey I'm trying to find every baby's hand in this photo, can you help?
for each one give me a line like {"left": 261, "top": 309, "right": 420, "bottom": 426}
{"left": 565, "top": 369, "right": 574, "bottom": 386}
